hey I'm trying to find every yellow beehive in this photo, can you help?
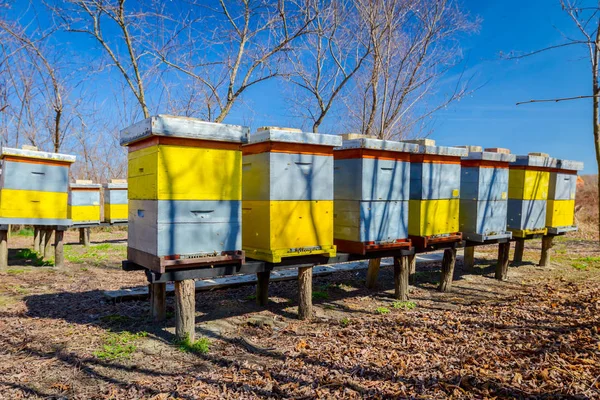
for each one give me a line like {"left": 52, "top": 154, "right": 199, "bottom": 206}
{"left": 0, "top": 147, "right": 75, "bottom": 225}
{"left": 408, "top": 199, "right": 460, "bottom": 237}
{"left": 103, "top": 180, "right": 128, "bottom": 223}
{"left": 545, "top": 159, "right": 583, "bottom": 234}
{"left": 68, "top": 181, "right": 102, "bottom": 225}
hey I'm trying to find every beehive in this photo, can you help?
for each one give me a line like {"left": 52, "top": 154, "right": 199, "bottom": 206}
{"left": 120, "top": 115, "right": 248, "bottom": 266}
{"left": 103, "top": 180, "right": 128, "bottom": 223}
{"left": 459, "top": 148, "right": 516, "bottom": 242}
{"left": 242, "top": 128, "right": 342, "bottom": 262}
{"left": 0, "top": 147, "right": 75, "bottom": 225}
{"left": 507, "top": 154, "right": 553, "bottom": 237}
{"left": 333, "top": 138, "right": 419, "bottom": 254}
{"left": 404, "top": 140, "right": 467, "bottom": 247}
{"left": 546, "top": 159, "right": 583, "bottom": 234}
{"left": 68, "top": 180, "right": 101, "bottom": 225}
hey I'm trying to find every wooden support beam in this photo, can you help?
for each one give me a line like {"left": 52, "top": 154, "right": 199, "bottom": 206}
{"left": 297, "top": 266, "right": 313, "bottom": 320}
{"left": 394, "top": 255, "right": 409, "bottom": 301}
{"left": 463, "top": 246, "right": 475, "bottom": 271}
{"left": 256, "top": 271, "right": 270, "bottom": 306}
{"left": 7, "top": 225, "right": 11, "bottom": 239}
{"left": 175, "top": 280, "right": 195, "bottom": 342}
{"left": 539, "top": 236, "right": 554, "bottom": 267}
{"left": 0, "top": 230, "right": 7, "bottom": 269}
{"left": 150, "top": 282, "right": 167, "bottom": 322}
{"left": 514, "top": 239, "right": 525, "bottom": 263}
{"left": 33, "top": 227, "right": 40, "bottom": 253}
{"left": 54, "top": 230, "right": 64, "bottom": 268}
{"left": 408, "top": 254, "right": 416, "bottom": 284}
{"left": 79, "top": 228, "right": 85, "bottom": 245}
{"left": 43, "top": 229, "right": 53, "bottom": 260}
{"left": 80, "top": 227, "right": 91, "bottom": 247}
{"left": 365, "top": 258, "right": 381, "bottom": 289}
{"left": 495, "top": 242, "right": 510, "bottom": 281}
{"left": 38, "top": 229, "right": 46, "bottom": 256}
{"left": 438, "top": 248, "right": 457, "bottom": 292}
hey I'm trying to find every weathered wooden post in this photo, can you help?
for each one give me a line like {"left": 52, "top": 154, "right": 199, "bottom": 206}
{"left": 513, "top": 239, "right": 525, "bottom": 263}
{"left": 150, "top": 282, "right": 167, "bottom": 322}
{"left": 539, "top": 236, "right": 554, "bottom": 267}
{"left": 0, "top": 229, "right": 8, "bottom": 268}
{"left": 298, "top": 266, "right": 313, "bottom": 320}
{"left": 394, "top": 255, "right": 409, "bottom": 300}
{"left": 495, "top": 242, "right": 510, "bottom": 280}
{"left": 175, "top": 280, "right": 196, "bottom": 342}
{"left": 54, "top": 229, "right": 65, "bottom": 268}
{"left": 43, "top": 228, "right": 53, "bottom": 260}
{"left": 438, "top": 248, "right": 457, "bottom": 292}
{"left": 408, "top": 254, "right": 417, "bottom": 284}
{"left": 256, "top": 270, "right": 271, "bottom": 306}
{"left": 365, "top": 258, "right": 381, "bottom": 289}
{"left": 33, "top": 226, "right": 40, "bottom": 253}
{"left": 463, "top": 246, "right": 475, "bottom": 271}
{"left": 38, "top": 229, "right": 46, "bottom": 256}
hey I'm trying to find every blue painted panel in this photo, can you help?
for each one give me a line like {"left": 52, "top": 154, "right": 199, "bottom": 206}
{"left": 104, "top": 189, "right": 128, "bottom": 204}
{"left": 69, "top": 191, "right": 101, "bottom": 206}
{"left": 461, "top": 167, "right": 508, "bottom": 201}
{"left": 128, "top": 199, "right": 241, "bottom": 257}
{"left": 334, "top": 158, "right": 410, "bottom": 201}
{"left": 507, "top": 199, "right": 547, "bottom": 231}
{"left": 0, "top": 217, "right": 71, "bottom": 226}
{"left": 334, "top": 159, "right": 362, "bottom": 200}
{"left": 243, "top": 152, "right": 333, "bottom": 201}
{"left": 549, "top": 172, "right": 576, "bottom": 200}
{"left": 410, "top": 162, "right": 461, "bottom": 200}
{"left": 334, "top": 200, "right": 408, "bottom": 242}
{"left": 1, "top": 160, "right": 68, "bottom": 193}
{"left": 460, "top": 200, "right": 507, "bottom": 235}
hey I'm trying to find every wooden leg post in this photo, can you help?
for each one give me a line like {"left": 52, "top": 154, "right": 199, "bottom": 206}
{"left": 33, "top": 227, "right": 40, "bottom": 253}
{"left": 54, "top": 230, "right": 64, "bottom": 268}
{"left": 514, "top": 239, "right": 525, "bottom": 263}
{"left": 256, "top": 271, "right": 271, "bottom": 306}
{"left": 84, "top": 228, "right": 91, "bottom": 247}
{"left": 175, "top": 280, "right": 195, "bottom": 342}
{"left": 394, "top": 255, "right": 409, "bottom": 301}
{"left": 408, "top": 254, "right": 416, "bottom": 284}
{"left": 539, "top": 236, "right": 554, "bottom": 267}
{"left": 298, "top": 266, "right": 313, "bottom": 320}
{"left": 365, "top": 258, "right": 381, "bottom": 289}
{"left": 495, "top": 242, "right": 510, "bottom": 281}
{"left": 79, "top": 228, "right": 85, "bottom": 245}
{"left": 463, "top": 246, "right": 475, "bottom": 271}
{"left": 39, "top": 229, "right": 46, "bottom": 256}
{"left": 150, "top": 282, "right": 167, "bottom": 322}
{"left": 438, "top": 248, "right": 457, "bottom": 292}
{"left": 0, "top": 230, "right": 7, "bottom": 269}
{"left": 43, "top": 229, "right": 53, "bottom": 260}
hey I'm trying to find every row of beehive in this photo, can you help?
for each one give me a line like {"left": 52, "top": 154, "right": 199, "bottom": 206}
{"left": 120, "top": 115, "right": 583, "bottom": 265}
{"left": 0, "top": 146, "right": 127, "bottom": 226}
{"left": 68, "top": 181, "right": 129, "bottom": 225}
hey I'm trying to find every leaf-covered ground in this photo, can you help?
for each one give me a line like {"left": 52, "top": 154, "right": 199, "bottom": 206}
{"left": 0, "top": 231, "right": 599, "bottom": 399}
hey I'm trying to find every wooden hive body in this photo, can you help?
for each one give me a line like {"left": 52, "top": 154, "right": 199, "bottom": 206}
{"left": 333, "top": 138, "right": 418, "bottom": 254}
{"left": 103, "top": 182, "right": 128, "bottom": 223}
{"left": 546, "top": 159, "right": 583, "bottom": 234}
{"left": 242, "top": 128, "right": 342, "bottom": 262}
{"left": 0, "top": 147, "right": 75, "bottom": 226}
{"left": 68, "top": 182, "right": 102, "bottom": 225}
{"left": 120, "top": 115, "right": 248, "bottom": 269}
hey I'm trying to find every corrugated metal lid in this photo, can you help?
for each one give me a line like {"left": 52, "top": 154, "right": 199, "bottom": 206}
{"left": 462, "top": 151, "right": 516, "bottom": 162}
{"left": 401, "top": 141, "right": 468, "bottom": 157}
{"left": 511, "top": 155, "right": 559, "bottom": 168}
{"left": 70, "top": 182, "right": 101, "bottom": 189}
{"left": 248, "top": 127, "right": 342, "bottom": 147}
{"left": 0, "top": 147, "right": 76, "bottom": 163}
{"left": 120, "top": 115, "right": 249, "bottom": 146}
{"left": 336, "top": 138, "right": 419, "bottom": 153}
{"left": 556, "top": 159, "right": 584, "bottom": 171}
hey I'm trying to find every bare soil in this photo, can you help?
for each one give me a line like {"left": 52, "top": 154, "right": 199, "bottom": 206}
{"left": 0, "top": 230, "right": 599, "bottom": 399}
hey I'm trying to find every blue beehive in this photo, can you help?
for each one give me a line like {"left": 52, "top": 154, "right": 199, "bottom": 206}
{"left": 459, "top": 147, "right": 516, "bottom": 242}
{"left": 333, "top": 138, "right": 419, "bottom": 254}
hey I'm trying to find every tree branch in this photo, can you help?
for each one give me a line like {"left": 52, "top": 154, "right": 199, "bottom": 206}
{"left": 516, "top": 95, "right": 599, "bottom": 105}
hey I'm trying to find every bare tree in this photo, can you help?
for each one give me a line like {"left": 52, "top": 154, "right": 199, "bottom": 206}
{"left": 286, "top": 0, "right": 371, "bottom": 133}
{"left": 349, "top": 0, "right": 475, "bottom": 139}
{"left": 509, "top": 0, "right": 600, "bottom": 240}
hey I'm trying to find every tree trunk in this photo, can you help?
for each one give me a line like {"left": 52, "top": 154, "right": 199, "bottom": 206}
{"left": 175, "top": 280, "right": 195, "bottom": 342}
{"left": 54, "top": 230, "right": 64, "bottom": 268}
{"left": 150, "top": 282, "right": 167, "bottom": 322}
{"left": 365, "top": 258, "right": 381, "bottom": 289}
{"left": 438, "top": 248, "right": 457, "bottom": 292}
{"left": 513, "top": 239, "right": 525, "bottom": 263}
{"left": 297, "top": 266, "right": 313, "bottom": 320}
{"left": 463, "top": 246, "right": 475, "bottom": 271}
{"left": 539, "top": 236, "right": 554, "bottom": 267}
{"left": 256, "top": 271, "right": 270, "bottom": 306}
{"left": 495, "top": 242, "right": 510, "bottom": 281}
{"left": 394, "top": 256, "right": 409, "bottom": 300}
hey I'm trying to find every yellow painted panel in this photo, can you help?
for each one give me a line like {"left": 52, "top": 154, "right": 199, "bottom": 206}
{"left": 408, "top": 199, "right": 459, "bottom": 237}
{"left": 509, "top": 169, "right": 549, "bottom": 200}
{"left": 104, "top": 204, "right": 128, "bottom": 221}
{"left": 0, "top": 189, "right": 68, "bottom": 219}
{"left": 546, "top": 200, "right": 575, "bottom": 227}
{"left": 128, "top": 145, "right": 242, "bottom": 200}
{"left": 69, "top": 205, "right": 101, "bottom": 222}
{"left": 242, "top": 200, "right": 335, "bottom": 262}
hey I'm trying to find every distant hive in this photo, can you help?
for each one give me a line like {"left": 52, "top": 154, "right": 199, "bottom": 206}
{"left": 120, "top": 115, "right": 248, "bottom": 271}
{"left": 69, "top": 181, "right": 102, "bottom": 225}
{"left": 103, "top": 180, "right": 128, "bottom": 223}
{"left": 242, "top": 127, "right": 342, "bottom": 263}
{"left": 404, "top": 140, "right": 468, "bottom": 248}
{"left": 0, "top": 147, "right": 75, "bottom": 226}
{"left": 459, "top": 148, "right": 516, "bottom": 242}
{"left": 507, "top": 154, "right": 554, "bottom": 237}
{"left": 546, "top": 159, "right": 584, "bottom": 234}
{"left": 333, "top": 137, "right": 419, "bottom": 254}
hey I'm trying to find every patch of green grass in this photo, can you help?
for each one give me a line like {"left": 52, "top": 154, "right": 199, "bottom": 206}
{"left": 572, "top": 263, "right": 588, "bottom": 271}
{"left": 312, "top": 290, "right": 329, "bottom": 300}
{"left": 6, "top": 268, "right": 27, "bottom": 275}
{"left": 92, "top": 243, "right": 115, "bottom": 251}
{"left": 176, "top": 336, "right": 210, "bottom": 355}
{"left": 245, "top": 294, "right": 257, "bottom": 301}
{"left": 80, "top": 267, "right": 89, "bottom": 272}
{"left": 340, "top": 317, "right": 351, "bottom": 327}
{"left": 14, "top": 249, "right": 53, "bottom": 266}
{"left": 11, "top": 285, "right": 28, "bottom": 295}
{"left": 15, "top": 227, "right": 34, "bottom": 237}
{"left": 323, "top": 304, "right": 336, "bottom": 310}
{"left": 375, "top": 307, "right": 390, "bottom": 315}
{"left": 93, "top": 331, "right": 147, "bottom": 360}
{"left": 392, "top": 301, "right": 416, "bottom": 310}
{"left": 0, "top": 294, "right": 18, "bottom": 308}
{"left": 100, "top": 314, "right": 130, "bottom": 324}
{"left": 576, "top": 256, "right": 600, "bottom": 263}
